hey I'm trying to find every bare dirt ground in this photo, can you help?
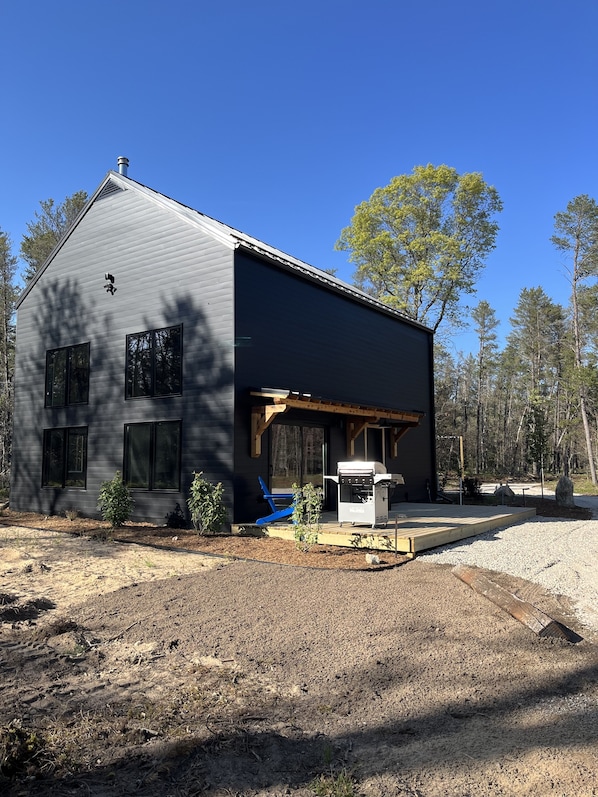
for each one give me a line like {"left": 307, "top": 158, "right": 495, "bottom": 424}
{"left": 1, "top": 505, "right": 597, "bottom": 797}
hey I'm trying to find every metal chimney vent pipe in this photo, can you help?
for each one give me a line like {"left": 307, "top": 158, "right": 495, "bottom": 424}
{"left": 117, "top": 156, "right": 129, "bottom": 176}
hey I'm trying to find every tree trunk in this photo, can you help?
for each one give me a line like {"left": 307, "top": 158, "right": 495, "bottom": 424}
{"left": 571, "top": 270, "right": 597, "bottom": 484}
{"left": 580, "top": 395, "right": 597, "bottom": 483}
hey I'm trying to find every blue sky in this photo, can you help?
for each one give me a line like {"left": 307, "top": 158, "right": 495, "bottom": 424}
{"left": 2, "top": 0, "right": 597, "bottom": 355}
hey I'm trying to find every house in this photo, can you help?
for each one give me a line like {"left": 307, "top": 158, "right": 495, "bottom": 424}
{"left": 11, "top": 159, "right": 437, "bottom": 525}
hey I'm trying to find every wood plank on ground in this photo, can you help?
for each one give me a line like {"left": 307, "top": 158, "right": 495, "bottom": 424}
{"left": 452, "top": 564, "right": 582, "bottom": 643}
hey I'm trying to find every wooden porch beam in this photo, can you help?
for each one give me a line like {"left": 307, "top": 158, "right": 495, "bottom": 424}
{"left": 251, "top": 404, "right": 287, "bottom": 457}
{"left": 250, "top": 391, "right": 422, "bottom": 425}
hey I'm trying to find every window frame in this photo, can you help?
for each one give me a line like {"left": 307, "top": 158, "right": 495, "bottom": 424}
{"left": 41, "top": 426, "right": 88, "bottom": 489}
{"left": 123, "top": 420, "right": 182, "bottom": 491}
{"left": 45, "top": 343, "right": 90, "bottom": 408}
{"left": 125, "top": 324, "right": 182, "bottom": 400}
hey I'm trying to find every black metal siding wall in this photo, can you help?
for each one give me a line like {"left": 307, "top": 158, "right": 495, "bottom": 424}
{"left": 233, "top": 251, "right": 435, "bottom": 522}
{"left": 12, "top": 187, "right": 236, "bottom": 523}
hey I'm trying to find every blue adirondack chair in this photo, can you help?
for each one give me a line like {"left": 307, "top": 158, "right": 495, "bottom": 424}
{"left": 256, "top": 476, "right": 295, "bottom": 526}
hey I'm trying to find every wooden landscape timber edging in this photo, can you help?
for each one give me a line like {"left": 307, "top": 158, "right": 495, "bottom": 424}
{"left": 452, "top": 564, "right": 582, "bottom": 643}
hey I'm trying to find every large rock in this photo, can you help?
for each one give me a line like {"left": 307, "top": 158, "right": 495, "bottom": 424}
{"left": 555, "top": 475, "right": 576, "bottom": 508}
{"left": 494, "top": 483, "right": 515, "bottom": 503}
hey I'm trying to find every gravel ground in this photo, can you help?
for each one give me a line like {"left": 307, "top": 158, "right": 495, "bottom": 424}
{"left": 420, "top": 489, "right": 598, "bottom": 635}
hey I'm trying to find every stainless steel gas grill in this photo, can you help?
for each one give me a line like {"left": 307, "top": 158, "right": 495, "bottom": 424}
{"left": 326, "top": 461, "right": 404, "bottom": 528}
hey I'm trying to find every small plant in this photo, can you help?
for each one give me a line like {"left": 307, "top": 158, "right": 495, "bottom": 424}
{"left": 463, "top": 476, "right": 482, "bottom": 498}
{"left": 187, "top": 471, "right": 228, "bottom": 534}
{"left": 310, "top": 768, "right": 357, "bottom": 797}
{"left": 165, "top": 502, "right": 187, "bottom": 528}
{"left": 292, "top": 482, "right": 322, "bottom": 552}
{"left": 0, "top": 720, "right": 44, "bottom": 778}
{"left": 97, "top": 471, "right": 134, "bottom": 528}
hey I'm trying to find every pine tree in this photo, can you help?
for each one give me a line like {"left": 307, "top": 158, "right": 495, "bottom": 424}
{"left": 552, "top": 195, "right": 598, "bottom": 483}
{"left": 20, "top": 191, "right": 88, "bottom": 283}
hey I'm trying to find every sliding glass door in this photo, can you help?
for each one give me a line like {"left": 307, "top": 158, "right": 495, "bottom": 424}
{"left": 271, "top": 424, "right": 325, "bottom": 493}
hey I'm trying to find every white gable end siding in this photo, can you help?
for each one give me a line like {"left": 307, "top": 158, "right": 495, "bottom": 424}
{"left": 12, "top": 186, "right": 235, "bottom": 522}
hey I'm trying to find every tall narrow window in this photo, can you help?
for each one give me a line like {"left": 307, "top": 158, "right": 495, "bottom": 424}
{"left": 42, "top": 427, "right": 88, "bottom": 488}
{"left": 126, "top": 325, "right": 182, "bottom": 398}
{"left": 124, "top": 421, "right": 181, "bottom": 490}
{"left": 45, "top": 344, "right": 90, "bottom": 407}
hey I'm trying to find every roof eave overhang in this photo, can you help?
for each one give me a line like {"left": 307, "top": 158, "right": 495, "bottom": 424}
{"left": 250, "top": 389, "right": 424, "bottom": 458}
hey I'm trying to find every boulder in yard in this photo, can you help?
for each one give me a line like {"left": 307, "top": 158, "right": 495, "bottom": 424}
{"left": 494, "top": 484, "right": 515, "bottom": 502}
{"left": 555, "top": 475, "right": 575, "bottom": 508}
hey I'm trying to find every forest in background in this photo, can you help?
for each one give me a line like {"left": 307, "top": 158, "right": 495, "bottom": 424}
{"left": 1, "top": 169, "right": 597, "bottom": 496}
{"left": 434, "top": 190, "right": 598, "bottom": 485}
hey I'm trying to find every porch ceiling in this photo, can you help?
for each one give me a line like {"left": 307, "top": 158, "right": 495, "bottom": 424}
{"left": 250, "top": 389, "right": 423, "bottom": 458}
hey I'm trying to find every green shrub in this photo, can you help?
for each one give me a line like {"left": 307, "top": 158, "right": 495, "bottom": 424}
{"left": 292, "top": 482, "right": 322, "bottom": 551}
{"left": 97, "top": 471, "right": 134, "bottom": 528}
{"left": 187, "top": 471, "right": 227, "bottom": 534}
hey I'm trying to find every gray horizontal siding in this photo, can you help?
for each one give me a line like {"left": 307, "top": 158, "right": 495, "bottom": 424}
{"left": 12, "top": 187, "right": 236, "bottom": 522}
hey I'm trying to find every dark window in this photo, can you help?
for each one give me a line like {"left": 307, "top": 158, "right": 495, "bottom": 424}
{"left": 42, "top": 427, "right": 88, "bottom": 488}
{"left": 126, "top": 325, "right": 182, "bottom": 398}
{"left": 45, "top": 344, "right": 90, "bottom": 407}
{"left": 124, "top": 421, "right": 181, "bottom": 490}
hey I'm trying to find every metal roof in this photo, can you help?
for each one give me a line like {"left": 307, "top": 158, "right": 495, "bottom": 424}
{"left": 18, "top": 170, "right": 433, "bottom": 335}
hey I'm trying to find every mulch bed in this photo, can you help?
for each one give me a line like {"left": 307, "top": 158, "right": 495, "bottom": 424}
{"left": 483, "top": 494, "right": 592, "bottom": 519}
{"left": 0, "top": 510, "right": 407, "bottom": 570}
{"left": 0, "top": 495, "right": 591, "bottom": 571}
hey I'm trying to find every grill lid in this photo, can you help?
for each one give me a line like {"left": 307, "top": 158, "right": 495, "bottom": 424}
{"left": 336, "top": 461, "right": 387, "bottom": 475}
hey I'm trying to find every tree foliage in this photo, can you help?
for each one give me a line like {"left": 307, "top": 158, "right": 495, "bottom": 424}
{"left": 471, "top": 300, "right": 499, "bottom": 473}
{"left": 0, "top": 231, "right": 17, "bottom": 485}
{"left": 336, "top": 164, "right": 502, "bottom": 333}
{"left": 552, "top": 195, "right": 598, "bottom": 482}
{"left": 20, "top": 191, "right": 88, "bottom": 283}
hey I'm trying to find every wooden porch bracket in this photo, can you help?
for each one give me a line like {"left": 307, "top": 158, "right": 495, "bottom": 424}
{"left": 346, "top": 417, "right": 377, "bottom": 457}
{"left": 390, "top": 425, "right": 416, "bottom": 457}
{"left": 251, "top": 404, "right": 287, "bottom": 457}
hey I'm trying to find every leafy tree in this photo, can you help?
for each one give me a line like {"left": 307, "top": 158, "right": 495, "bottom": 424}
{"left": 552, "top": 194, "right": 598, "bottom": 483}
{"left": 0, "top": 231, "right": 18, "bottom": 485}
{"left": 20, "top": 190, "right": 88, "bottom": 283}
{"left": 336, "top": 164, "right": 502, "bottom": 333}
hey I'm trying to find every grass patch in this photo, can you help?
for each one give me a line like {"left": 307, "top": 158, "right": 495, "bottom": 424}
{"left": 571, "top": 476, "right": 598, "bottom": 495}
{"left": 310, "top": 768, "right": 357, "bottom": 797}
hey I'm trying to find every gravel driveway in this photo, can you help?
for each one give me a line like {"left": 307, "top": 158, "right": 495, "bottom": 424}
{"left": 421, "top": 486, "right": 598, "bottom": 635}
